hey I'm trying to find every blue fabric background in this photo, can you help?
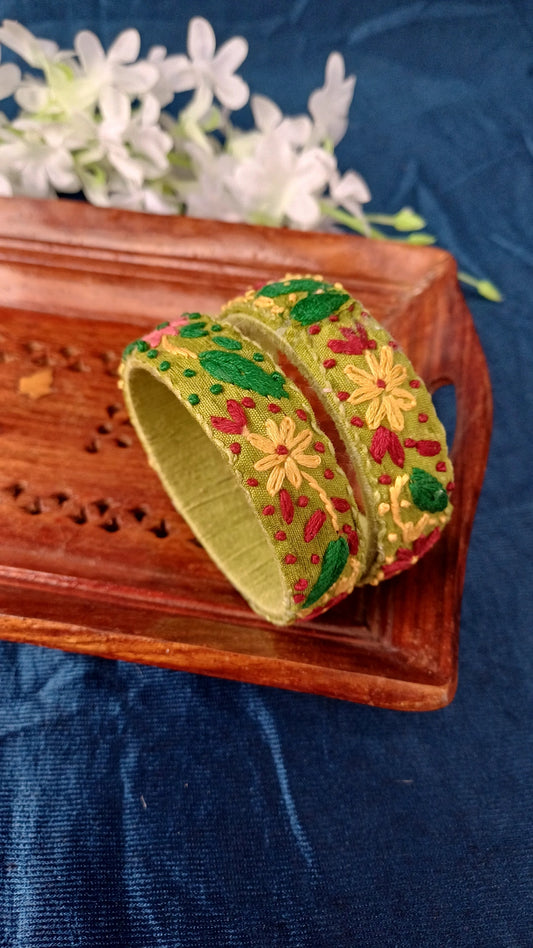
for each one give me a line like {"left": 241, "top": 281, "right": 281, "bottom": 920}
{"left": 1, "top": 1, "right": 532, "bottom": 945}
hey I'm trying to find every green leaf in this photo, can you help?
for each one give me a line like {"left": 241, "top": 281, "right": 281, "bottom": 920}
{"left": 214, "top": 336, "right": 243, "bottom": 350}
{"left": 256, "top": 278, "right": 333, "bottom": 298}
{"left": 409, "top": 468, "right": 449, "bottom": 512}
{"left": 198, "top": 350, "right": 289, "bottom": 399}
{"left": 179, "top": 322, "right": 209, "bottom": 338}
{"left": 290, "top": 291, "right": 350, "bottom": 325}
{"left": 304, "top": 536, "right": 350, "bottom": 608}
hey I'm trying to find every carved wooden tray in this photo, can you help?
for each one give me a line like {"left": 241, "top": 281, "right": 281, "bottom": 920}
{"left": 0, "top": 196, "right": 492, "bottom": 709}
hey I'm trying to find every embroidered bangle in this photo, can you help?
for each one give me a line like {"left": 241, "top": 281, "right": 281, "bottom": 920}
{"left": 119, "top": 313, "right": 369, "bottom": 625}
{"left": 221, "top": 275, "right": 454, "bottom": 584}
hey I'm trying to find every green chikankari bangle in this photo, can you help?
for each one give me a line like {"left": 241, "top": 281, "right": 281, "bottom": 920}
{"left": 120, "top": 312, "right": 369, "bottom": 625}
{"left": 221, "top": 275, "right": 454, "bottom": 584}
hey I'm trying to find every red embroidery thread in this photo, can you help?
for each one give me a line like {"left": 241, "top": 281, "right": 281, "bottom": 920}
{"left": 370, "top": 427, "right": 405, "bottom": 467}
{"left": 210, "top": 399, "right": 247, "bottom": 434}
{"left": 279, "top": 489, "right": 294, "bottom": 524}
{"left": 331, "top": 497, "right": 350, "bottom": 512}
{"left": 304, "top": 510, "right": 327, "bottom": 542}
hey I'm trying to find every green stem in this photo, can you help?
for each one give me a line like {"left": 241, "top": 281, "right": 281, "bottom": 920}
{"left": 320, "top": 202, "right": 435, "bottom": 244}
{"left": 366, "top": 207, "right": 427, "bottom": 231}
{"left": 457, "top": 271, "right": 503, "bottom": 302}
{"left": 319, "top": 202, "right": 385, "bottom": 239}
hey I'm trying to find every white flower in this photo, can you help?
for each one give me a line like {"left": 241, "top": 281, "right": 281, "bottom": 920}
{"left": 170, "top": 17, "right": 249, "bottom": 114}
{"left": 0, "top": 127, "right": 80, "bottom": 198}
{"left": 79, "top": 86, "right": 172, "bottom": 189}
{"left": 185, "top": 144, "right": 243, "bottom": 221}
{"left": 0, "top": 17, "right": 373, "bottom": 238}
{"left": 106, "top": 181, "right": 179, "bottom": 215}
{"left": 74, "top": 29, "right": 158, "bottom": 107}
{"left": 230, "top": 135, "right": 336, "bottom": 229}
{"left": 0, "top": 52, "right": 20, "bottom": 101}
{"left": 308, "top": 52, "right": 356, "bottom": 146}
{"left": 251, "top": 94, "right": 312, "bottom": 148}
{"left": 329, "top": 168, "right": 371, "bottom": 221}
{"left": 0, "top": 20, "right": 58, "bottom": 69}
{"left": 0, "top": 170, "right": 12, "bottom": 195}
{"left": 147, "top": 45, "right": 187, "bottom": 108}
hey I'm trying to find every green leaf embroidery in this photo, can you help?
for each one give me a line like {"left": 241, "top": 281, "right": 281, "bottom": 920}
{"left": 180, "top": 322, "right": 209, "bottom": 338}
{"left": 198, "top": 350, "right": 289, "bottom": 399}
{"left": 304, "top": 536, "right": 349, "bottom": 608}
{"left": 290, "top": 291, "right": 350, "bottom": 326}
{"left": 409, "top": 468, "right": 449, "bottom": 512}
{"left": 214, "top": 336, "right": 243, "bottom": 350}
{"left": 256, "top": 278, "right": 333, "bottom": 298}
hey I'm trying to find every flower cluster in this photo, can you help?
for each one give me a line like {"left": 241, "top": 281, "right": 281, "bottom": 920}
{"left": 0, "top": 17, "right": 370, "bottom": 228}
{"left": 0, "top": 17, "right": 501, "bottom": 299}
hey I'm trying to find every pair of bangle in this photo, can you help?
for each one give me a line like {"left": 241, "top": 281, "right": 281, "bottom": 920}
{"left": 120, "top": 276, "right": 453, "bottom": 626}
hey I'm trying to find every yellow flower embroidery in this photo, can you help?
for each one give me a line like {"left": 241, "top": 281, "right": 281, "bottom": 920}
{"left": 247, "top": 416, "right": 321, "bottom": 496}
{"left": 343, "top": 346, "right": 416, "bottom": 431}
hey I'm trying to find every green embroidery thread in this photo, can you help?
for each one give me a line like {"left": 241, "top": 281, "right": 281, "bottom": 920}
{"left": 290, "top": 291, "right": 350, "bottom": 325}
{"left": 214, "top": 336, "right": 243, "bottom": 350}
{"left": 409, "top": 467, "right": 449, "bottom": 512}
{"left": 180, "top": 322, "right": 209, "bottom": 338}
{"left": 257, "top": 278, "right": 333, "bottom": 298}
{"left": 304, "top": 535, "right": 350, "bottom": 607}
{"left": 198, "top": 350, "right": 289, "bottom": 399}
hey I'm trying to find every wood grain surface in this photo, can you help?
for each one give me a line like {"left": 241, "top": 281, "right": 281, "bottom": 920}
{"left": 0, "top": 196, "right": 492, "bottom": 709}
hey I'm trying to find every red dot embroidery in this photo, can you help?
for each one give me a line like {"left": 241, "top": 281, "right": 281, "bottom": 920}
{"left": 447, "top": 481, "right": 455, "bottom": 492}
{"left": 323, "top": 358, "right": 336, "bottom": 369}
{"left": 229, "top": 442, "right": 241, "bottom": 454}
{"left": 329, "top": 314, "right": 339, "bottom": 322}
{"left": 308, "top": 324, "right": 321, "bottom": 335}
{"left": 410, "top": 379, "right": 421, "bottom": 388}
{"left": 314, "top": 441, "right": 325, "bottom": 453}
{"left": 348, "top": 303, "right": 355, "bottom": 313}
{"left": 262, "top": 505, "right": 275, "bottom": 516}
{"left": 337, "top": 391, "right": 349, "bottom": 401}
{"left": 379, "top": 474, "right": 392, "bottom": 485}
{"left": 324, "top": 469, "right": 334, "bottom": 480}
{"left": 247, "top": 477, "right": 259, "bottom": 487}
{"left": 285, "top": 554, "right": 297, "bottom": 564}
{"left": 294, "top": 578, "right": 309, "bottom": 591}
{"left": 310, "top": 554, "right": 320, "bottom": 564}
{"left": 296, "top": 408, "right": 307, "bottom": 421}
{"left": 297, "top": 495, "right": 309, "bottom": 507}
{"left": 404, "top": 438, "right": 417, "bottom": 448}
{"left": 268, "top": 403, "right": 281, "bottom": 413}
{"left": 241, "top": 397, "right": 255, "bottom": 408}
{"left": 342, "top": 524, "right": 351, "bottom": 534}
{"left": 418, "top": 413, "right": 428, "bottom": 423}
{"left": 274, "top": 530, "right": 287, "bottom": 541}
{"left": 436, "top": 461, "right": 447, "bottom": 472}
{"left": 350, "top": 416, "right": 364, "bottom": 427}
{"left": 293, "top": 593, "right": 306, "bottom": 604}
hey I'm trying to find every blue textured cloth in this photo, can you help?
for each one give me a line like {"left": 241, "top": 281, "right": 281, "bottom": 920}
{"left": 1, "top": 2, "right": 532, "bottom": 945}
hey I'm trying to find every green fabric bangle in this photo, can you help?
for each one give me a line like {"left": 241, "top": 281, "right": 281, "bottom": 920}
{"left": 221, "top": 275, "right": 454, "bottom": 584}
{"left": 120, "top": 313, "right": 369, "bottom": 625}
